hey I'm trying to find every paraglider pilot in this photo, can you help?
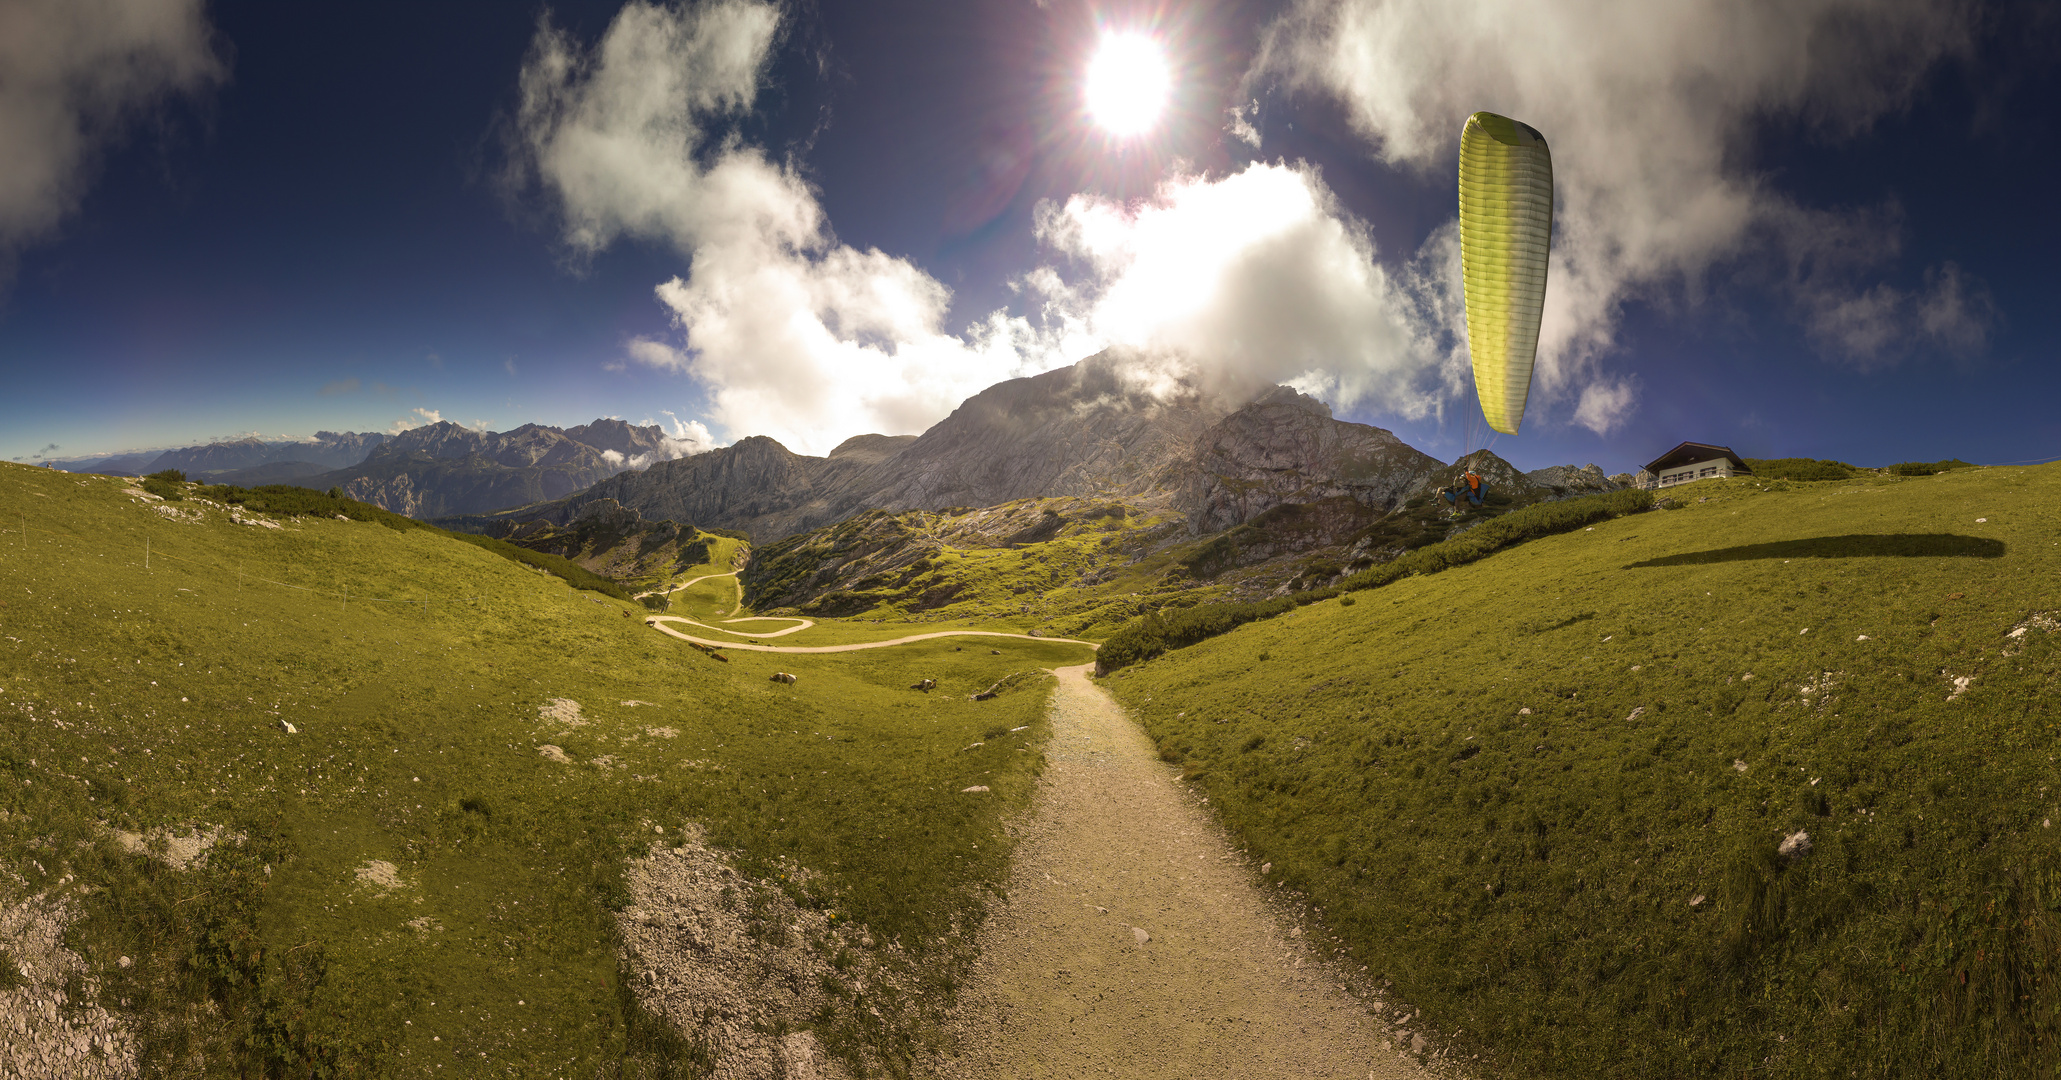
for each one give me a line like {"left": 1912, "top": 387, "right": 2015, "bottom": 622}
{"left": 1442, "top": 470, "right": 1487, "bottom": 508}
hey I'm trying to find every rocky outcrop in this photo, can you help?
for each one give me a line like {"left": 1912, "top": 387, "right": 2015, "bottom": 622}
{"left": 1523, "top": 463, "right": 1625, "bottom": 499}
{"left": 1429, "top": 449, "right": 1535, "bottom": 500}
{"left": 568, "top": 435, "right": 859, "bottom": 540}
{"left": 1170, "top": 387, "right": 1444, "bottom": 534}
{"left": 340, "top": 471, "right": 429, "bottom": 518}
{"left": 861, "top": 355, "right": 1232, "bottom": 509}
{"left": 333, "top": 449, "right": 603, "bottom": 519}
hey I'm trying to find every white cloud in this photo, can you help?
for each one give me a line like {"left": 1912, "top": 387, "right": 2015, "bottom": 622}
{"left": 387, "top": 407, "right": 444, "bottom": 434}
{"left": 1253, "top": 0, "right": 1991, "bottom": 406}
{"left": 1801, "top": 260, "right": 1997, "bottom": 368}
{"left": 516, "top": 0, "right": 1079, "bottom": 455}
{"left": 1226, "top": 100, "right": 1262, "bottom": 149}
{"left": 1572, "top": 379, "right": 1637, "bottom": 437}
{"left": 1031, "top": 162, "right": 1457, "bottom": 419}
{"left": 0, "top": 0, "right": 226, "bottom": 280}
{"left": 625, "top": 336, "right": 688, "bottom": 370}
{"left": 610, "top": 410, "right": 718, "bottom": 469}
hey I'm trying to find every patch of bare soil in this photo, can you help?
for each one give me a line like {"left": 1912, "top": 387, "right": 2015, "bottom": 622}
{"left": 932, "top": 665, "right": 1446, "bottom": 1080}
{"left": 111, "top": 824, "right": 231, "bottom": 870}
{"left": 617, "top": 825, "right": 858, "bottom": 1080}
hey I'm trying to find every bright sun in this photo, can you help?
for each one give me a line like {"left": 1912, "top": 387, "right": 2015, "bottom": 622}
{"left": 1083, "top": 31, "right": 1169, "bottom": 137}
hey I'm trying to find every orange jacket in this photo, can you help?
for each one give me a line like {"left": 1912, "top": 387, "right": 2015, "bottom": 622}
{"left": 1464, "top": 471, "right": 1482, "bottom": 492}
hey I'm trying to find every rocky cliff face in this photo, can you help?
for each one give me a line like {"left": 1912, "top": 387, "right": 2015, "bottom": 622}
{"left": 1170, "top": 387, "right": 1444, "bottom": 534}
{"left": 572, "top": 436, "right": 845, "bottom": 538}
{"left": 1523, "top": 462, "right": 1623, "bottom": 498}
{"left": 862, "top": 355, "right": 1233, "bottom": 509}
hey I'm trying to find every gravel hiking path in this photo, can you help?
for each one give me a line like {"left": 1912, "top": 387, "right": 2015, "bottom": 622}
{"left": 635, "top": 569, "right": 743, "bottom": 602}
{"left": 660, "top": 614, "right": 818, "bottom": 639}
{"left": 933, "top": 664, "right": 1435, "bottom": 1080}
{"left": 645, "top": 618, "right": 1097, "bottom": 654}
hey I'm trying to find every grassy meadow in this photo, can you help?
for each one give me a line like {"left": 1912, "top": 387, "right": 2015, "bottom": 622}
{"left": 742, "top": 500, "right": 1216, "bottom": 640}
{"left": 1104, "top": 464, "right": 2061, "bottom": 1077}
{"left": 0, "top": 463, "right": 1090, "bottom": 1077}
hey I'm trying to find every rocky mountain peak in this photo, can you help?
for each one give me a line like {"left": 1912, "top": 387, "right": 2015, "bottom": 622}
{"left": 563, "top": 418, "right": 670, "bottom": 457}
{"left": 1523, "top": 462, "right": 1623, "bottom": 498}
{"left": 1173, "top": 391, "right": 1443, "bottom": 534}
{"left": 378, "top": 421, "right": 487, "bottom": 459}
{"left": 827, "top": 434, "right": 917, "bottom": 464}
{"left": 862, "top": 351, "right": 1234, "bottom": 511}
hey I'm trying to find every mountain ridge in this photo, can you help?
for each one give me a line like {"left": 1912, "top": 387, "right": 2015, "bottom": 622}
{"left": 442, "top": 352, "right": 1549, "bottom": 547}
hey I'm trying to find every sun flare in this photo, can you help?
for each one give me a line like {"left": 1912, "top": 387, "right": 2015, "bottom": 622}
{"left": 1083, "top": 31, "right": 1169, "bottom": 138}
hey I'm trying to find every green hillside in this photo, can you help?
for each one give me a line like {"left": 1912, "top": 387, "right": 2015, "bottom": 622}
{"left": 0, "top": 463, "right": 1089, "bottom": 1077}
{"left": 1103, "top": 466, "right": 2061, "bottom": 1078}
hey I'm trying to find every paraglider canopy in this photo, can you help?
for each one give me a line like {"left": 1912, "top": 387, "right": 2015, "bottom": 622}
{"left": 1458, "top": 111, "right": 1554, "bottom": 435}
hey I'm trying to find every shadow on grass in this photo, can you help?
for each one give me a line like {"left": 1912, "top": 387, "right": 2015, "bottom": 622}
{"left": 1628, "top": 533, "right": 2005, "bottom": 568}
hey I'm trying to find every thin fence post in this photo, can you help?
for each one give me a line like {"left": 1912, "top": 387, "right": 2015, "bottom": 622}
{"left": 146, "top": 536, "right": 150, "bottom": 571}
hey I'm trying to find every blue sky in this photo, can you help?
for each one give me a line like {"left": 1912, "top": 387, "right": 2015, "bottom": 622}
{"left": 3, "top": 0, "right": 2056, "bottom": 475}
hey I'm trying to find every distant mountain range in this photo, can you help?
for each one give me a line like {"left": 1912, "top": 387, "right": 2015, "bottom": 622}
{"left": 305, "top": 418, "right": 685, "bottom": 518}
{"left": 53, "top": 352, "right": 1624, "bottom": 548}
{"left": 50, "top": 419, "right": 701, "bottom": 518}
{"left": 438, "top": 352, "right": 1623, "bottom": 545}
{"left": 47, "top": 431, "right": 386, "bottom": 479}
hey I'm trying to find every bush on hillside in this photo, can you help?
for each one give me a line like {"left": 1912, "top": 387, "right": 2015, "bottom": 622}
{"left": 194, "top": 483, "right": 425, "bottom": 532}
{"left": 1743, "top": 457, "right": 1860, "bottom": 481}
{"left": 445, "top": 532, "right": 634, "bottom": 603}
{"left": 1889, "top": 458, "right": 1976, "bottom": 477}
{"left": 140, "top": 468, "right": 188, "bottom": 500}
{"left": 1098, "top": 487, "right": 1656, "bottom": 673}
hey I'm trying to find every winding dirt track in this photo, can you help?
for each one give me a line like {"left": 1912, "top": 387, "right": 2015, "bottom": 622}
{"left": 635, "top": 569, "right": 745, "bottom": 603}
{"left": 934, "top": 665, "right": 1430, "bottom": 1080}
{"left": 645, "top": 617, "right": 1096, "bottom": 654}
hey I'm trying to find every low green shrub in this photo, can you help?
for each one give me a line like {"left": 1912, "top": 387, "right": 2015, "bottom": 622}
{"left": 141, "top": 470, "right": 187, "bottom": 500}
{"left": 445, "top": 532, "right": 634, "bottom": 602}
{"left": 1744, "top": 458, "right": 1861, "bottom": 481}
{"left": 1889, "top": 459, "right": 1976, "bottom": 477}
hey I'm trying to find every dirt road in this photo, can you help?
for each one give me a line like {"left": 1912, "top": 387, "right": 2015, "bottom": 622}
{"left": 635, "top": 570, "right": 744, "bottom": 603}
{"left": 645, "top": 618, "right": 1097, "bottom": 654}
{"left": 934, "top": 665, "right": 1433, "bottom": 1080}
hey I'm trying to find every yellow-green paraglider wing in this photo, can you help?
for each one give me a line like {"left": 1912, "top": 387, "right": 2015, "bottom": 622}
{"left": 1459, "top": 111, "right": 1553, "bottom": 435}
